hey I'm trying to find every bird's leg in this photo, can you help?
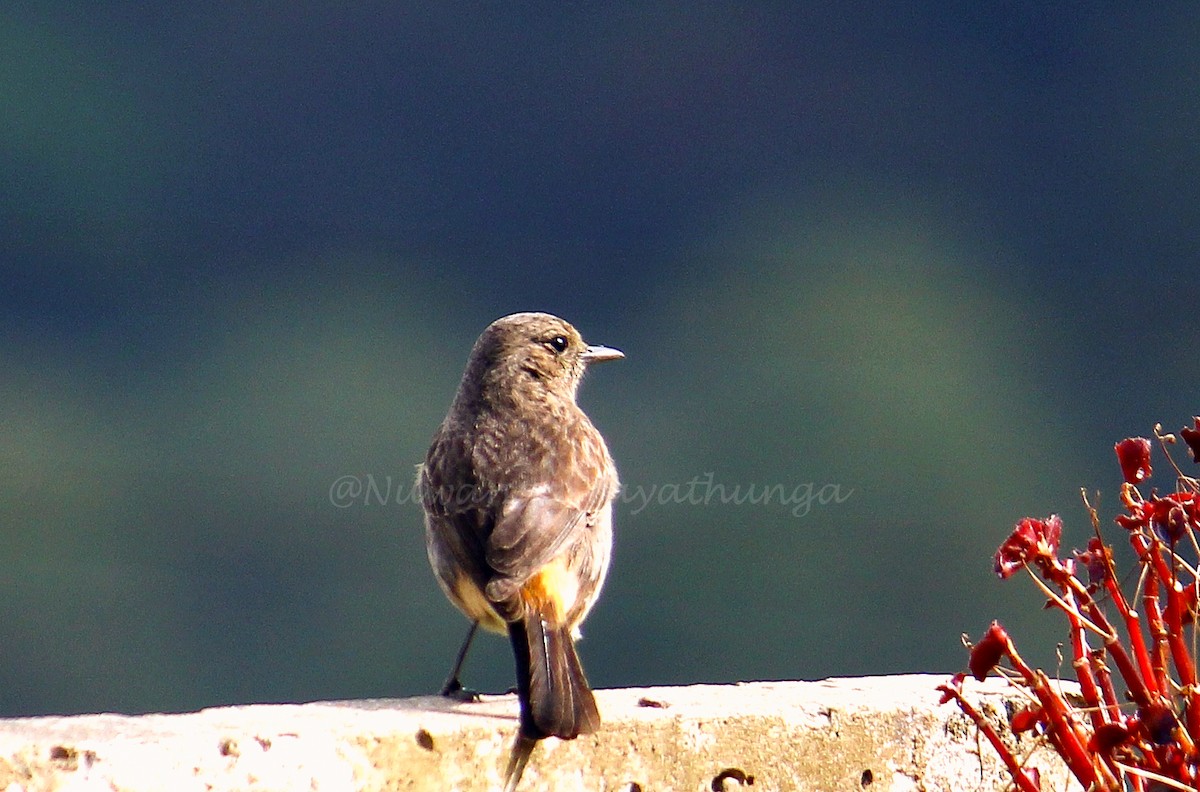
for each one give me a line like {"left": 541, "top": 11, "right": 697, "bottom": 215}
{"left": 439, "top": 621, "right": 481, "bottom": 701}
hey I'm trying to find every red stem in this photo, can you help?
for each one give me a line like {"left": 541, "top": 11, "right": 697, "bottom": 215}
{"left": 1140, "top": 553, "right": 1172, "bottom": 696}
{"left": 1101, "top": 558, "right": 1161, "bottom": 698}
{"left": 937, "top": 683, "right": 1042, "bottom": 792}
{"left": 1043, "top": 559, "right": 1156, "bottom": 710}
{"left": 1134, "top": 531, "right": 1200, "bottom": 751}
{"left": 1090, "top": 651, "right": 1124, "bottom": 723}
{"left": 1000, "top": 629, "right": 1107, "bottom": 788}
{"left": 1063, "top": 587, "right": 1108, "bottom": 729}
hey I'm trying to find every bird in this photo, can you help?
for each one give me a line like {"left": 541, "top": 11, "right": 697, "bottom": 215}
{"left": 420, "top": 312, "right": 622, "bottom": 790}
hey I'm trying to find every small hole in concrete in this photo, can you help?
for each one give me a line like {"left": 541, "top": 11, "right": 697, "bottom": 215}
{"left": 711, "top": 767, "right": 754, "bottom": 789}
{"left": 861, "top": 768, "right": 874, "bottom": 786}
{"left": 416, "top": 729, "right": 435, "bottom": 751}
{"left": 49, "top": 746, "right": 75, "bottom": 762}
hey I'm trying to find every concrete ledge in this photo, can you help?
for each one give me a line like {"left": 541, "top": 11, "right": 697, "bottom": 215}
{"left": 0, "top": 675, "right": 1076, "bottom": 791}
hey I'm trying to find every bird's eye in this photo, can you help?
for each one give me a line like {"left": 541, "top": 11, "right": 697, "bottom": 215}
{"left": 547, "top": 335, "right": 569, "bottom": 353}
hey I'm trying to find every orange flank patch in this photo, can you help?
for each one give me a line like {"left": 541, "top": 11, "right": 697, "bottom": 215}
{"left": 520, "top": 559, "right": 579, "bottom": 627}
{"left": 452, "top": 574, "right": 507, "bottom": 633}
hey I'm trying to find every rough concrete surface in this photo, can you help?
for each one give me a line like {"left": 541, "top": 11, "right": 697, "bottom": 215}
{"left": 0, "top": 674, "right": 1079, "bottom": 791}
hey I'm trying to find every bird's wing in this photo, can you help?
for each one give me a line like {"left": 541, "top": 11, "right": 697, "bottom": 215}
{"left": 484, "top": 437, "right": 616, "bottom": 588}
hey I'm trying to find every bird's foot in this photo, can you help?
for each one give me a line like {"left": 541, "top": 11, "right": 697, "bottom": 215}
{"left": 439, "top": 677, "right": 482, "bottom": 703}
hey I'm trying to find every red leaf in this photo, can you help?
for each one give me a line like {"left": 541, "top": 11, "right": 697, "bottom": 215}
{"left": 1115, "top": 437, "right": 1152, "bottom": 484}
{"left": 1010, "top": 705, "right": 1042, "bottom": 733}
{"left": 1182, "top": 417, "right": 1200, "bottom": 463}
{"left": 1114, "top": 513, "right": 1144, "bottom": 531}
{"left": 1183, "top": 583, "right": 1199, "bottom": 626}
{"left": 969, "top": 622, "right": 1009, "bottom": 681}
{"left": 937, "top": 673, "right": 966, "bottom": 705}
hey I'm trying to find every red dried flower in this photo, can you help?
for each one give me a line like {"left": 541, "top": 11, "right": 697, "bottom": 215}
{"left": 1124, "top": 492, "right": 1200, "bottom": 543}
{"left": 1115, "top": 437, "right": 1152, "bottom": 484}
{"left": 969, "top": 621, "right": 1009, "bottom": 681}
{"left": 994, "top": 515, "right": 1062, "bottom": 579}
{"left": 1074, "top": 537, "right": 1111, "bottom": 586}
{"left": 1150, "top": 495, "right": 1191, "bottom": 544}
{"left": 1087, "top": 722, "right": 1131, "bottom": 754}
{"left": 1141, "top": 702, "right": 1179, "bottom": 745}
{"left": 947, "top": 419, "right": 1200, "bottom": 792}
{"left": 1182, "top": 417, "right": 1200, "bottom": 463}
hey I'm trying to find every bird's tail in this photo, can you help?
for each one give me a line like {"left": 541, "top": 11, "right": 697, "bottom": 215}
{"left": 508, "top": 611, "right": 600, "bottom": 740}
{"left": 503, "top": 611, "right": 600, "bottom": 790}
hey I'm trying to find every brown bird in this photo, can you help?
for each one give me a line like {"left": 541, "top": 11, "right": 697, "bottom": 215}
{"left": 420, "top": 312, "right": 622, "bottom": 790}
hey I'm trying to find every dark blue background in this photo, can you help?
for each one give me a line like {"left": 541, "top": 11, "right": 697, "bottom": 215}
{"left": 4, "top": 4, "right": 1199, "bottom": 715}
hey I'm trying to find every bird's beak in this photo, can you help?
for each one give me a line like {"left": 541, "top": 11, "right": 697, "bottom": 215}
{"left": 581, "top": 344, "right": 624, "bottom": 364}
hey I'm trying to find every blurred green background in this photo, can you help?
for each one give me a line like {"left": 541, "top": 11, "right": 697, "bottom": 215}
{"left": 4, "top": 5, "right": 1200, "bottom": 716}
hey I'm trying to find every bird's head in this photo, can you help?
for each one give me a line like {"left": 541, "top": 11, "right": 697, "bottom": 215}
{"left": 464, "top": 312, "right": 623, "bottom": 405}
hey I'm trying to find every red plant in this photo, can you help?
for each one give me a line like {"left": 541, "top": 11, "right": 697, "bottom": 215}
{"left": 941, "top": 419, "right": 1200, "bottom": 791}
